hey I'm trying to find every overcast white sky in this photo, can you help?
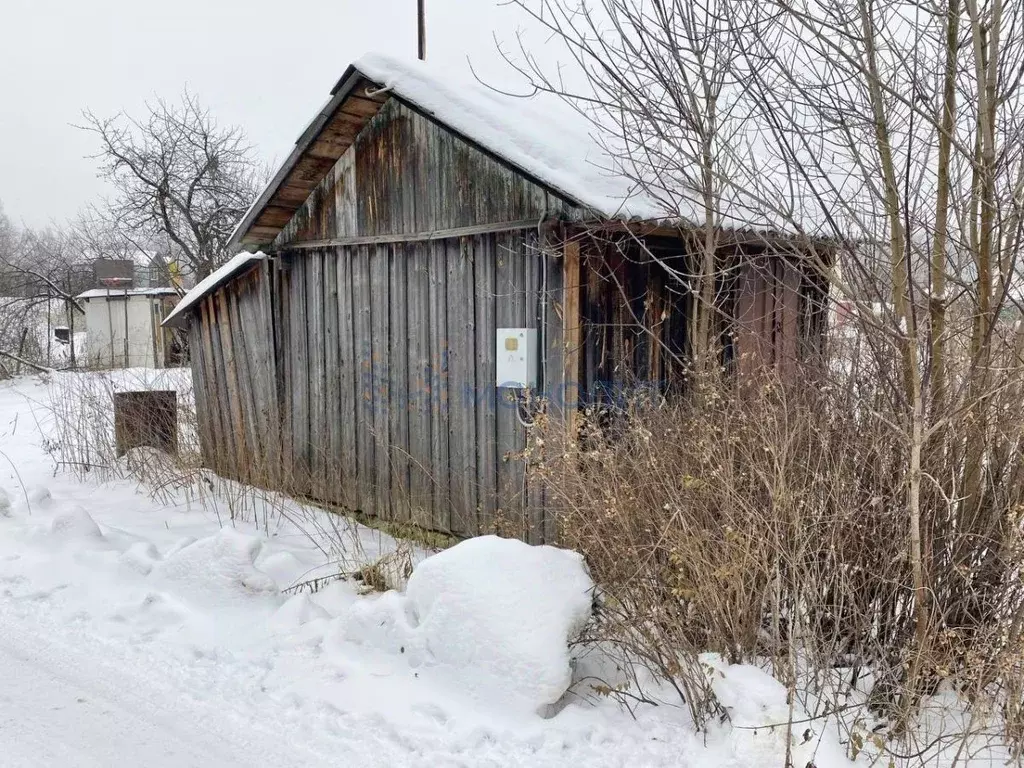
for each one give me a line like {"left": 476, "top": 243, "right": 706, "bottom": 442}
{"left": 0, "top": 0, "right": 541, "bottom": 229}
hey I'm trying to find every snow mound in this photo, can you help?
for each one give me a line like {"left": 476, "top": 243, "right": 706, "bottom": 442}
{"left": 149, "top": 528, "right": 278, "bottom": 606}
{"left": 270, "top": 594, "right": 331, "bottom": 632}
{"left": 346, "top": 536, "right": 594, "bottom": 715}
{"left": 119, "top": 541, "right": 161, "bottom": 576}
{"left": 49, "top": 507, "right": 103, "bottom": 540}
{"left": 0, "top": 488, "right": 10, "bottom": 518}
{"left": 24, "top": 485, "right": 52, "bottom": 509}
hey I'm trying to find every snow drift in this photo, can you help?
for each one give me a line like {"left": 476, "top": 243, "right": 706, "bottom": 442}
{"left": 345, "top": 535, "right": 594, "bottom": 715}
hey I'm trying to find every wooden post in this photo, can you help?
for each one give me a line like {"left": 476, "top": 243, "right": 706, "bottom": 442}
{"left": 562, "top": 239, "right": 581, "bottom": 438}
{"left": 417, "top": 0, "right": 426, "bottom": 60}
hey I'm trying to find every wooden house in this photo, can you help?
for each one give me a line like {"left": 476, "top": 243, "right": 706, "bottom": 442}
{"left": 164, "top": 54, "right": 830, "bottom": 543}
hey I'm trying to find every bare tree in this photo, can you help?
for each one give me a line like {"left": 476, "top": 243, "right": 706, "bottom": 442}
{"left": 0, "top": 221, "right": 91, "bottom": 373}
{"left": 504, "top": 0, "right": 1024, "bottom": 753}
{"left": 80, "top": 91, "right": 265, "bottom": 281}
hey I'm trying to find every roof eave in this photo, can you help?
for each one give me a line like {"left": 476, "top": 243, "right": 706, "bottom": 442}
{"left": 227, "top": 64, "right": 365, "bottom": 253}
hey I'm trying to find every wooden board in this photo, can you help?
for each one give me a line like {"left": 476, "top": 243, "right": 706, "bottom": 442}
{"left": 370, "top": 244, "right": 392, "bottom": 520}
{"left": 406, "top": 241, "right": 433, "bottom": 528}
{"left": 427, "top": 239, "right": 451, "bottom": 532}
{"left": 473, "top": 234, "right": 498, "bottom": 533}
{"left": 352, "top": 245, "right": 376, "bottom": 514}
{"left": 323, "top": 250, "right": 342, "bottom": 503}
{"left": 388, "top": 246, "right": 411, "bottom": 523}
{"left": 446, "top": 237, "right": 478, "bottom": 536}
{"left": 335, "top": 250, "right": 359, "bottom": 510}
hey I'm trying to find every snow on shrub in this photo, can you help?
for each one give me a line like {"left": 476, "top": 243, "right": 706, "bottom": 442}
{"left": 703, "top": 654, "right": 853, "bottom": 767}
{"left": 345, "top": 535, "right": 594, "bottom": 716}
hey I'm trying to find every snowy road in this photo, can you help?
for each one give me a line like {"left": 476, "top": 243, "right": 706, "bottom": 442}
{"left": 0, "top": 609, "right": 332, "bottom": 768}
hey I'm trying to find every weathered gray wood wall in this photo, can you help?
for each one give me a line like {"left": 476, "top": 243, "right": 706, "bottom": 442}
{"left": 188, "top": 261, "right": 280, "bottom": 487}
{"left": 186, "top": 91, "right": 829, "bottom": 546}
{"left": 190, "top": 231, "right": 563, "bottom": 543}
{"left": 274, "top": 98, "right": 577, "bottom": 247}
{"left": 266, "top": 231, "right": 563, "bottom": 541}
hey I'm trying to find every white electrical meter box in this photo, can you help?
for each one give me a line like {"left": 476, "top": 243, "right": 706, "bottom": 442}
{"left": 496, "top": 328, "right": 538, "bottom": 388}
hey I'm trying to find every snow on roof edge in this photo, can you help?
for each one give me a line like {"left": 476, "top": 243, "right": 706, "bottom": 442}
{"left": 77, "top": 287, "right": 180, "bottom": 300}
{"left": 161, "top": 252, "right": 267, "bottom": 328}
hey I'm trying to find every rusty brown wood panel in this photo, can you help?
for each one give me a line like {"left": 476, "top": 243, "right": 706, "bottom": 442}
{"left": 780, "top": 259, "right": 801, "bottom": 377}
{"left": 541, "top": 239, "right": 566, "bottom": 544}
{"left": 523, "top": 233, "right": 545, "bottom": 545}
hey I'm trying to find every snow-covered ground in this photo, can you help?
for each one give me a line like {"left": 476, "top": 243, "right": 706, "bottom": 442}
{"left": 0, "top": 371, "right": 999, "bottom": 767}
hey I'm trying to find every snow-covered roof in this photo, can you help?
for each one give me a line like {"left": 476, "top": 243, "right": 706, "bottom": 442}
{"left": 353, "top": 53, "right": 661, "bottom": 221}
{"left": 161, "top": 252, "right": 267, "bottom": 328}
{"left": 228, "top": 53, "right": 671, "bottom": 252}
{"left": 76, "top": 287, "right": 180, "bottom": 300}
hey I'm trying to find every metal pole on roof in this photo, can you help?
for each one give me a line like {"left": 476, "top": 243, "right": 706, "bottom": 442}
{"left": 124, "top": 284, "right": 130, "bottom": 367}
{"left": 417, "top": 0, "right": 426, "bottom": 60}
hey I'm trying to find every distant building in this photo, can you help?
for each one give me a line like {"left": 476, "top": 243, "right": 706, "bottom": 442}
{"left": 76, "top": 287, "right": 182, "bottom": 369}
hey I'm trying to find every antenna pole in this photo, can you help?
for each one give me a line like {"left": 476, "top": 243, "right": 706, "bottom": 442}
{"left": 417, "top": 0, "right": 426, "bottom": 60}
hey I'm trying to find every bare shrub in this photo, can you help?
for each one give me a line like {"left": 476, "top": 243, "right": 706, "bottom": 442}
{"left": 532, "top": 358, "right": 1024, "bottom": 759}
{"left": 45, "top": 367, "right": 424, "bottom": 590}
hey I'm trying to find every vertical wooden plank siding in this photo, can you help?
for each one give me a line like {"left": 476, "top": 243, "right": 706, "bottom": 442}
{"left": 406, "top": 241, "right": 433, "bottom": 528}
{"left": 289, "top": 253, "right": 311, "bottom": 492}
{"left": 473, "top": 235, "right": 498, "bottom": 533}
{"left": 188, "top": 322, "right": 212, "bottom": 465}
{"left": 427, "top": 240, "right": 451, "bottom": 532}
{"left": 780, "top": 261, "right": 801, "bottom": 377}
{"left": 216, "top": 291, "right": 248, "bottom": 480}
{"left": 388, "top": 247, "right": 411, "bottom": 523}
{"left": 369, "top": 245, "right": 392, "bottom": 520}
{"left": 201, "top": 297, "right": 234, "bottom": 477}
{"left": 275, "top": 261, "right": 293, "bottom": 481}
{"left": 323, "top": 250, "right": 342, "bottom": 499}
{"left": 352, "top": 245, "right": 377, "bottom": 514}
{"left": 228, "top": 287, "right": 259, "bottom": 478}
{"left": 446, "top": 237, "right": 478, "bottom": 536}
{"left": 335, "top": 252, "right": 359, "bottom": 510}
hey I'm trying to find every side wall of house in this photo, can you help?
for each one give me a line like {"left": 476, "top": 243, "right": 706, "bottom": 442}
{"left": 265, "top": 232, "right": 563, "bottom": 542}
{"left": 191, "top": 97, "right": 575, "bottom": 543}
